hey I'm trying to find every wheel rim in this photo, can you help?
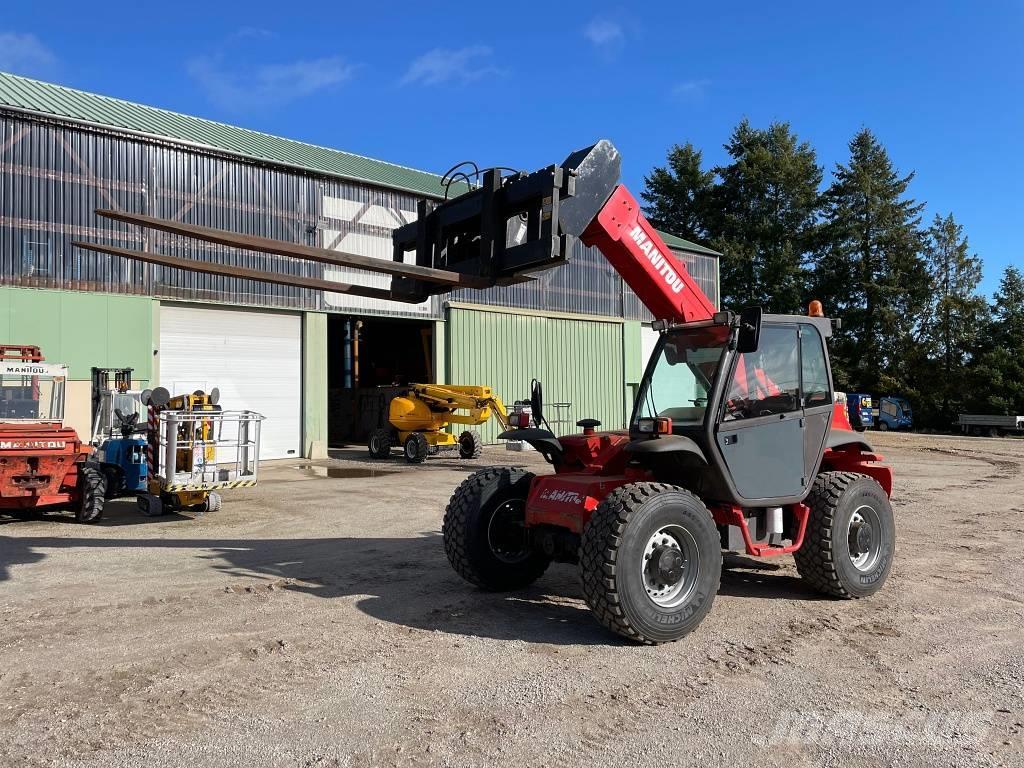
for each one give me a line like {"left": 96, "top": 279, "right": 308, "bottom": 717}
{"left": 405, "top": 439, "right": 416, "bottom": 459}
{"left": 370, "top": 435, "right": 381, "bottom": 453}
{"left": 641, "top": 524, "right": 700, "bottom": 608}
{"left": 847, "top": 504, "right": 883, "bottom": 571}
{"left": 486, "top": 499, "right": 531, "bottom": 564}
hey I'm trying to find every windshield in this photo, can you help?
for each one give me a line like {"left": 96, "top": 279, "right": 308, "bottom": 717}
{"left": 634, "top": 325, "right": 730, "bottom": 428}
{"left": 93, "top": 391, "right": 147, "bottom": 440}
{"left": 0, "top": 373, "right": 65, "bottom": 421}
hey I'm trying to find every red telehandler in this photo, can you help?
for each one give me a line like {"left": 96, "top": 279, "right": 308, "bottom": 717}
{"left": 75, "top": 140, "right": 895, "bottom": 643}
{"left": 397, "top": 141, "right": 897, "bottom": 644}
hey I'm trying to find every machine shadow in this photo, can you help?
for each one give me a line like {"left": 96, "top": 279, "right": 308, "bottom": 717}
{"left": 718, "top": 553, "right": 828, "bottom": 601}
{"left": 0, "top": 530, "right": 616, "bottom": 646}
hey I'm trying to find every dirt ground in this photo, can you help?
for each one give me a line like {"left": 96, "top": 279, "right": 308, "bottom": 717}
{"left": 1, "top": 432, "right": 1022, "bottom": 768}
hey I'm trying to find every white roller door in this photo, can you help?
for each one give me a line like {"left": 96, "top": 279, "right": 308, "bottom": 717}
{"left": 159, "top": 305, "right": 302, "bottom": 459}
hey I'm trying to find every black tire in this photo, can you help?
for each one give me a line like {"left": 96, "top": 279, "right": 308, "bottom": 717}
{"left": 403, "top": 433, "right": 429, "bottom": 464}
{"left": 579, "top": 483, "right": 721, "bottom": 645}
{"left": 368, "top": 428, "right": 392, "bottom": 459}
{"left": 795, "top": 472, "right": 895, "bottom": 598}
{"left": 877, "top": 421, "right": 889, "bottom": 432}
{"left": 443, "top": 467, "right": 550, "bottom": 590}
{"left": 75, "top": 465, "right": 106, "bottom": 524}
{"left": 458, "top": 430, "right": 483, "bottom": 460}
{"left": 102, "top": 464, "right": 125, "bottom": 499}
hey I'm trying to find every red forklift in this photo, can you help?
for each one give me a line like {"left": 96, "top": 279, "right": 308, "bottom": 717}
{"left": 75, "top": 139, "right": 896, "bottom": 643}
{"left": 0, "top": 345, "right": 105, "bottom": 523}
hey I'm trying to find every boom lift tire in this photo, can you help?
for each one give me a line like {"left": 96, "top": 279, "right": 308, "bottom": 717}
{"left": 443, "top": 467, "right": 551, "bottom": 590}
{"left": 368, "top": 428, "right": 393, "bottom": 459}
{"left": 458, "top": 430, "right": 483, "bottom": 460}
{"left": 403, "top": 433, "right": 429, "bottom": 464}
{"left": 75, "top": 465, "right": 107, "bottom": 524}
{"left": 198, "top": 492, "right": 222, "bottom": 513}
{"left": 579, "top": 483, "right": 721, "bottom": 645}
{"left": 794, "top": 472, "right": 895, "bottom": 598}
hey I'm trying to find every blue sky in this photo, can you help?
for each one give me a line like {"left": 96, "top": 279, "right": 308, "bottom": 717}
{"left": 2, "top": 1, "right": 1021, "bottom": 295}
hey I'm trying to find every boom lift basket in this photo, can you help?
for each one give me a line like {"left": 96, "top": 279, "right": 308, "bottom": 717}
{"left": 150, "top": 410, "right": 264, "bottom": 492}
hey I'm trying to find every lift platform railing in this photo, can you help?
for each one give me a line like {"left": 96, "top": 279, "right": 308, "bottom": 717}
{"left": 152, "top": 410, "right": 264, "bottom": 491}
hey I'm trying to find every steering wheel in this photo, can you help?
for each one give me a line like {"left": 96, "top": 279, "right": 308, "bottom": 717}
{"left": 530, "top": 378, "right": 544, "bottom": 428}
{"left": 724, "top": 399, "right": 746, "bottom": 419}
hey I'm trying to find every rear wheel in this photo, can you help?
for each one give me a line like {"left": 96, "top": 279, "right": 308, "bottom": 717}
{"left": 403, "top": 433, "right": 429, "bottom": 464}
{"left": 75, "top": 465, "right": 106, "bottom": 524}
{"left": 458, "top": 430, "right": 483, "bottom": 460}
{"left": 368, "top": 428, "right": 392, "bottom": 459}
{"left": 579, "top": 483, "right": 721, "bottom": 644}
{"left": 443, "top": 467, "right": 550, "bottom": 590}
{"left": 795, "top": 472, "right": 895, "bottom": 598}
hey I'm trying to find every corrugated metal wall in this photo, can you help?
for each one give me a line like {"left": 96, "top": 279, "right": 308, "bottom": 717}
{"left": 1, "top": 111, "right": 717, "bottom": 320}
{"left": 447, "top": 306, "right": 626, "bottom": 443}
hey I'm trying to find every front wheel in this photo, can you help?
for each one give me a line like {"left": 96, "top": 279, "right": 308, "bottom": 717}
{"left": 795, "top": 472, "right": 895, "bottom": 598}
{"left": 443, "top": 467, "right": 550, "bottom": 590}
{"left": 579, "top": 483, "right": 721, "bottom": 644}
{"left": 877, "top": 421, "right": 889, "bottom": 432}
{"left": 458, "top": 430, "right": 483, "bottom": 460}
{"left": 403, "top": 433, "right": 429, "bottom": 464}
{"left": 75, "top": 465, "right": 106, "bottom": 524}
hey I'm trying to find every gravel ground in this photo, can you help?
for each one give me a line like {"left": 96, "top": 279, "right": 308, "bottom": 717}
{"left": 1, "top": 432, "right": 1022, "bottom": 767}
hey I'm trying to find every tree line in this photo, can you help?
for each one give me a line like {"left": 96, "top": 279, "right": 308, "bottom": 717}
{"left": 642, "top": 121, "right": 1023, "bottom": 428}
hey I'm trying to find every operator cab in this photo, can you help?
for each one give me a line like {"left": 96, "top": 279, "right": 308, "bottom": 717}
{"left": 0, "top": 361, "right": 66, "bottom": 422}
{"left": 630, "top": 310, "right": 835, "bottom": 507}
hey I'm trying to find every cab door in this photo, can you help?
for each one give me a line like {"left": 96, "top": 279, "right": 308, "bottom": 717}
{"left": 715, "top": 325, "right": 806, "bottom": 501}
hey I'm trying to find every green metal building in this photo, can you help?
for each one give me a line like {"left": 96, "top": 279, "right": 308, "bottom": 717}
{"left": 0, "top": 71, "right": 719, "bottom": 457}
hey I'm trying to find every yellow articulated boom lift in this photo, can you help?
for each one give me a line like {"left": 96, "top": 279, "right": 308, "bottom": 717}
{"left": 367, "top": 384, "right": 509, "bottom": 464}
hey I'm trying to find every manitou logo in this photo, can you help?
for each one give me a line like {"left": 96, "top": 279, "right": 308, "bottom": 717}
{"left": 539, "top": 488, "right": 584, "bottom": 505}
{"left": 0, "top": 440, "right": 64, "bottom": 450}
{"left": 629, "top": 226, "right": 686, "bottom": 294}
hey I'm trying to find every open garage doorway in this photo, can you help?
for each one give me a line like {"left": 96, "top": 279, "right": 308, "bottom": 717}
{"left": 327, "top": 316, "right": 434, "bottom": 447}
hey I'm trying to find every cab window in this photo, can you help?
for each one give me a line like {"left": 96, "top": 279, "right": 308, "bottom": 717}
{"left": 800, "top": 326, "right": 831, "bottom": 408}
{"left": 724, "top": 326, "right": 800, "bottom": 420}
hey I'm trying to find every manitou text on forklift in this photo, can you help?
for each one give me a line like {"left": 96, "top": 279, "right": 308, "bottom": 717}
{"left": 75, "top": 139, "right": 895, "bottom": 644}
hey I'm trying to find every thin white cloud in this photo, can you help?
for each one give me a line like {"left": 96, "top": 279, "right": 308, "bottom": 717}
{"left": 583, "top": 18, "right": 624, "bottom": 47}
{"left": 0, "top": 32, "right": 57, "bottom": 77}
{"left": 671, "top": 79, "right": 710, "bottom": 101}
{"left": 400, "top": 45, "right": 501, "bottom": 86}
{"left": 187, "top": 55, "right": 355, "bottom": 112}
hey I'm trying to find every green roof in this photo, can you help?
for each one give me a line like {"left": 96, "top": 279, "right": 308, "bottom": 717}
{"left": 0, "top": 70, "right": 458, "bottom": 199}
{"left": 656, "top": 229, "right": 721, "bottom": 257}
{"left": 0, "top": 71, "right": 721, "bottom": 257}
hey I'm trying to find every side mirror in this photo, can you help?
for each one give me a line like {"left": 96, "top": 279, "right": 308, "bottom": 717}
{"left": 736, "top": 306, "right": 763, "bottom": 354}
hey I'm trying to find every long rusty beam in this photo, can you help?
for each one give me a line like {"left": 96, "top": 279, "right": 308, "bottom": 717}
{"left": 94, "top": 209, "right": 492, "bottom": 289}
{"left": 71, "top": 242, "right": 423, "bottom": 303}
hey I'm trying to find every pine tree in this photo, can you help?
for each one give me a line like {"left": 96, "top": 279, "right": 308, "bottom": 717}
{"left": 640, "top": 142, "right": 715, "bottom": 243}
{"left": 967, "top": 266, "right": 1024, "bottom": 415}
{"left": 815, "top": 128, "right": 927, "bottom": 393}
{"left": 916, "top": 213, "right": 988, "bottom": 424}
{"left": 711, "top": 120, "right": 822, "bottom": 313}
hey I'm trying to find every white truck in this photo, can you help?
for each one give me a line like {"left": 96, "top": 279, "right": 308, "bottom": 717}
{"left": 957, "top": 413, "right": 1024, "bottom": 437}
